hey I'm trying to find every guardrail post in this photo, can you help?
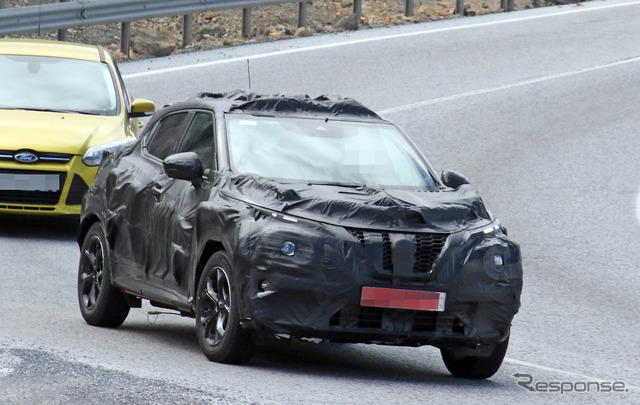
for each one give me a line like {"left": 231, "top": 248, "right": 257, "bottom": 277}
{"left": 58, "top": 0, "right": 68, "bottom": 41}
{"left": 242, "top": 7, "right": 252, "bottom": 38}
{"left": 183, "top": 14, "right": 193, "bottom": 46}
{"left": 353, "top": 0, "right": 362, "bottom": 22}
{"left": 456, "top": 0, "right": 464, "bottom": 15}
{"left": 405, "top": 0, "right": 414, "bottom": 17}
{"left": 298, "top": 2, "right": 308, "bottom": 28}
{"left": 121, "top": 21, "right": 131, "bottom": 56}
{"left": 501, "top": 0, "right": 514, "bottom": 11}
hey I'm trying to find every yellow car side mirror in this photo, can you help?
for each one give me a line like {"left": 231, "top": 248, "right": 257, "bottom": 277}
{"left": 130, "top": 98, "right": 155, "bottom": 117}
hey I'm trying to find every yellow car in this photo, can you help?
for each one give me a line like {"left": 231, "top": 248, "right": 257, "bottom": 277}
{"left": 0, "top": 39, "right": 154, "bottom": 215}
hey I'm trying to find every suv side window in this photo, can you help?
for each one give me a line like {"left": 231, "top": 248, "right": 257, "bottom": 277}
{"left": 178, "top": 112, "right": 216, "bottom": 175}
{"left": 146, "top": 112, "right": 189, "bottom": 160}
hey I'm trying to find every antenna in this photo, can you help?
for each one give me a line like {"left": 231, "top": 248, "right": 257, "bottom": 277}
{"left": 37, "top": 1, "right": 42, "bottom": 37}
{"left": 246, "top": 59, "right": 252, "bottom": 91}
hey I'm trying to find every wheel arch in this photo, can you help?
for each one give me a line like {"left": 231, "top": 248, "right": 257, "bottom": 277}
{"left": 193, "top": 240, "right": 226, "bottom": 298}
{"left": 77, "top": 214, "right": 100, "bottom": 247}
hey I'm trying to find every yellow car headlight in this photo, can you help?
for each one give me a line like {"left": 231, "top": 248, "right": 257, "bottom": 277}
{"left": 82, "top": 138, "right": 129, "bottom": 166}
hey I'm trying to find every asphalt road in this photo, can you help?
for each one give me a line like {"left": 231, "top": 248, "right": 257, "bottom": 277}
{"left": 2, "top": 1, "right": 640, "bottom": 403}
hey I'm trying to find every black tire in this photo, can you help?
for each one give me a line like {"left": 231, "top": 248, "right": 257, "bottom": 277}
{"left": 77, "top": 222, "right": 130, "bottom": 327}
{"left": 441, "top": 336, "right": 509, "bottom": 379}
{"left": 195, "top": 252, "right": 253, "bottom": 364}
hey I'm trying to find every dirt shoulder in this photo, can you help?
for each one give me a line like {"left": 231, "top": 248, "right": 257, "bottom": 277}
{"left": 3, "top": 0, "right": 554, "bottom": 61}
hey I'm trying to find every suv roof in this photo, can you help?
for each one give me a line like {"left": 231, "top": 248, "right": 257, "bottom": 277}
{"left": 180, "top": 91, "right": 383, "bottom": 120}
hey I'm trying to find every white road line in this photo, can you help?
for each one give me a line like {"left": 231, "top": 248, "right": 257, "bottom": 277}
{"left": 505, "top": 357, "right": 640, "bottom": 391}
{"left": 122, "top": 0, "right": 640, "bottom": 80}
{"left": 636, "top": 188, "right": 640, "bottom": 223}
{"left": 378, "top": 56, "right": 640, "bottom": 114}
{"left": 0, "top": 367, "right": 14, "bottom": 376}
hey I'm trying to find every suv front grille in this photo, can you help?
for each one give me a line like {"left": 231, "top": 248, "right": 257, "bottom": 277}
{"left": 412, "top": 233, "right": 449, "bottom": 273}
{"left": 348, "top": 229, "right": 449, "bottom": 276}
{"left": 330, "top": 306, "right": 467, "bottom": 335}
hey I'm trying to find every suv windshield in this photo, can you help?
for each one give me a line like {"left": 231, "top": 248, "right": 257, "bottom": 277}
{"left": 0, "top": 54, "right": 118, "bottom": 116}
{"left": 226, "top": 114, "right": 436, "bottom": 188}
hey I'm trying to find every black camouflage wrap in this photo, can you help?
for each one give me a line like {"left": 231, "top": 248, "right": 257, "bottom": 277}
{"left": 80, "top": 92, "right": 522, "bottom": 349}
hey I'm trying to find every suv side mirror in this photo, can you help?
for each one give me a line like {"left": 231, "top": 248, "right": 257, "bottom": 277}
{"left": 441, "top": 170, "right": 470, "bottom": 189}
{"left": 164, "top": 152, "right": 204, "bottom": 188}
{"left": 129, "top": 98, "right": 156, "bottom": 117}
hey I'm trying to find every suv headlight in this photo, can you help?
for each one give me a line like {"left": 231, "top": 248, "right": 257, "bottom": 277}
{"left": 463, "top": 221, "right": 506, "bottom": 243}
{"left": 482, "top": 223, "right": 502, "bottom": 236}
{"left": 82, "top": 138, "right": 129, "bottom": 166}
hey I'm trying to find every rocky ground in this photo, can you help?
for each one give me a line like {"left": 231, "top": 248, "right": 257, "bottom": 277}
{"left": 3, "top": 0, "right": 557, "bottom": 61}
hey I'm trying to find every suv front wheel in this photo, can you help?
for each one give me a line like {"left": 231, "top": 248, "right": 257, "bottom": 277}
{"left": 440, "top": 336, "right": 509, "bottom": 379}
{"left": 77, "top": 222, "right": 130, "bottom": 327}
{"left": 195, "top": 251, "right": 253, "bottom": 363}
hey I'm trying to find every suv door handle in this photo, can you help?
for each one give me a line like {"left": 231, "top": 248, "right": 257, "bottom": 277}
{"left": 151, "top": 184, "right": 163, "bottom": 199}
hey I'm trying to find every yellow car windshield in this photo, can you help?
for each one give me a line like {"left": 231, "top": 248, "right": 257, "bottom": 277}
{"left": 0, "top": 54, "right": 118, "bottom": 116}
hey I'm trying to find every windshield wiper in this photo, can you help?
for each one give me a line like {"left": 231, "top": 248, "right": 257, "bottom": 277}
{"left": 3, "top": 107, "right": 95, "bottom": 115}
{"left": 307, "top": 181, "right": 365, "bottom": 188}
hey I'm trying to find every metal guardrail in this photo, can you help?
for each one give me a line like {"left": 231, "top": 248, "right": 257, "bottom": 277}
{"left": 0, "top": 0, "right": 516, "bottom": 55}
{"left": 0, "top": 0, "right": 307, "bottom": 35}
{"left": 0, "top": 0, "right": 316, "bottom": 54}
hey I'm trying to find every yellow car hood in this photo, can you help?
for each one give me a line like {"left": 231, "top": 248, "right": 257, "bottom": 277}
{"left": 0, "top": 110, "right": 126, "bottom": 155}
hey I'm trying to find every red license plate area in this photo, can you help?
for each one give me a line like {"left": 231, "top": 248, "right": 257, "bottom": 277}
{"left": 360, "top": 287, "right": 445, "bottom": 312}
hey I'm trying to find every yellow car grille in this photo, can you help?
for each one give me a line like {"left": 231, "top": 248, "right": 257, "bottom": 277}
{"left": 0, "top": 149, "right": 73, "bottom": 164}
{"left": 0, "top": 169, "right": 66, "bottom": 206}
